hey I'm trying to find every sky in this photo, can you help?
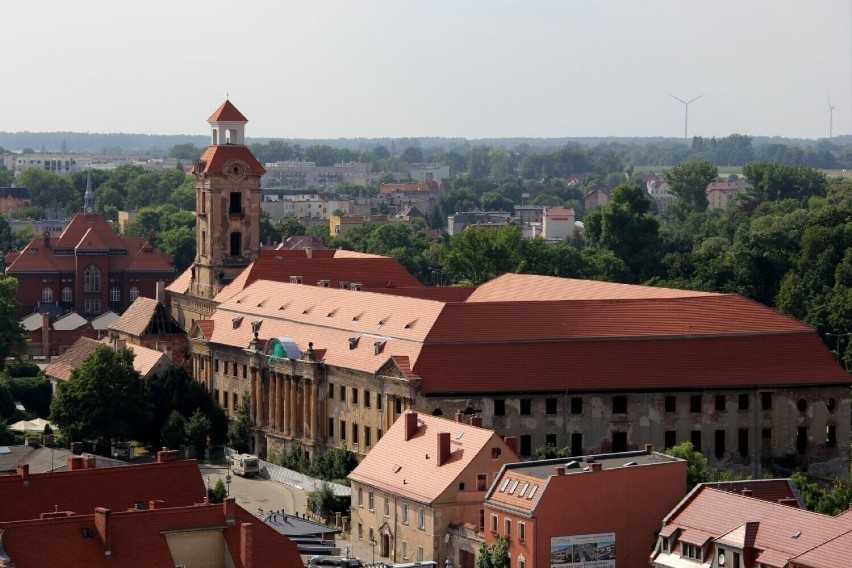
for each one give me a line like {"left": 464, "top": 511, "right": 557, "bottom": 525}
{"left": 2, "top": 0, "right": 851, "bottom": 140}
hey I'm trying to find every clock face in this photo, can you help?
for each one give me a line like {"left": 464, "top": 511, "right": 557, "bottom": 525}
{"left": 223, "top": 159, "right": 248, "bottom": 181}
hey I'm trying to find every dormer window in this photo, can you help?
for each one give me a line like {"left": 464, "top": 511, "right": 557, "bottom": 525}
{"left": 682, "top": 542, "right": 703, "bottom": 560}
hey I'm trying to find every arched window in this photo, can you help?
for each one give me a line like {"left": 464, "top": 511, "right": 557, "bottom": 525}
{"left": 41, "top": 287, "right": 53, "bottom": 302}
{"left": 129, "top": 287, "right": 140, "bottom": 301}
{"left": 110, "top": 286, "right": 120, "bottom": 303}
{"left": 84, "top": 268, "right": 92, "bottom": 292}
{"left": 84, "top": 265, "right": 101, "bottom": 293}
{"left": 93, "top": 267, "right": 101, "bottom": 292}
{"left": 230, "top": 232, "right": 242, "bottom": 257}
{"left": 61, "top": 287, "right": 72, "bottom": 303}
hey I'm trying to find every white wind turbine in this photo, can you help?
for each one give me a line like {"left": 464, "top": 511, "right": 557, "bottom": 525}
{"left": 668, "top": 93, "right": 705, "bottom": 142}
{"left": 828, "top": 92, "right": 838, "bottom": 139}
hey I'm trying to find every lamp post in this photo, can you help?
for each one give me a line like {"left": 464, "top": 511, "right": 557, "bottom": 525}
{"left": 370, "top": 539, "right": 377, "bottom": 564}
{"left": 825, "top": 332, "right": 852, "bottom": 362}
{"left": 225, "top": 466, "right": 232, "bottom": 497}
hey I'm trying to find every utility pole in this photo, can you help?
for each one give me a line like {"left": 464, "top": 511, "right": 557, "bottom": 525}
{"left": 825, "top": 332, "right": 851, "bottom": 362}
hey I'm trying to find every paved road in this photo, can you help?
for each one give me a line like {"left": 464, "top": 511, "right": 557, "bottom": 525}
{"left": 199, "top": 463, "right": 309, "bottom": 518}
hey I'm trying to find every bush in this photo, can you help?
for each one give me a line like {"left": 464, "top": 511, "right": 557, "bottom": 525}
{"left": 3, "top": 376, "right": 51, "bottom": 417}
{"left": 5, "top": 360, "right": 41, "bottom": 378}
{"left": 209, "top": 479, "right": 227, "bottom": 504}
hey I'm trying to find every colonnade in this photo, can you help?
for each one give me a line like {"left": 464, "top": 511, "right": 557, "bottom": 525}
{"left": 249, "top": 368, "right": 319, "bottom": 442}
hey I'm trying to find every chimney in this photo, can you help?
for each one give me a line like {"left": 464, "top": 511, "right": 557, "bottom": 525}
{"left": 43, "top": 231, "right": 50, "bottom": 248}
{"left": 43, "top": 434, "right": 55, "bottom": 447}
{"left": 742, "top": 488, "right": 752, "bottom": 497}
{"left": 241, "top": 523, "right": 253, "bottom": 568}
{"left": 155, "top": 281, "right": 166, "bottom": 306}
{"left": 70, "top": 442, "right": 83, "bottom": 455}
{"left": 470, "top": 416, "right": 483, "bottom": 428}
{"left": 504, "top": 436, "right": 518, "bottom": 456}
{"left": 67, "top": 456, "right": 84, "bottom": 471}
{"left": 41, "top": 313, "right": 50, "bottom": 357}
{"left": 455, "top": 411, "right": 464, "bottom": 423}
{"left": 149, "top": 500, "right": 165, "bottom": 510}
{"left": 81, "top": 454, "right": 97, "bottom": 470}
{"left": 589, "top": 462, "right": 602, "bottom": 472}
{"left": 17, "top": 464, "right": 29, "bottom": 486}
{"left": 555, "top": 466, "right": 566, "bottom": 476}
{"left": 113, "top": 338, "right": 127, "bottom": 351}
{"left": 305, "top": 248, "right": 313, "bottom": 259}
{"left": 437, "top": 432, "right": 451, "bottom": 466}
{"left": 644, "top": 444, "right": 653, "bottom": 453}
{"left": 404, "top": 412, "right": 418, "bottom": 441}
{"left": 224, "top": 497, "right": 236, "bottom": 525}
{"left": 94, "top": 508, "right": 111, "bottom": 555}
{"left": 157, "top": 449, "right": 180, "bottom": 463}
{"left": 778, "top": 497, "right": 799, "bottom": 508}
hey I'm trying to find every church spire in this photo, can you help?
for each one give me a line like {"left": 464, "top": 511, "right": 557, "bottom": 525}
{"left": 84, "top": 168, "right": 94, "bottom": 213}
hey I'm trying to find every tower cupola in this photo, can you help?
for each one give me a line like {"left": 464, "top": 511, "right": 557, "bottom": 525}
{"left": 207, "top": 99, "right": 248, "bottom": 146}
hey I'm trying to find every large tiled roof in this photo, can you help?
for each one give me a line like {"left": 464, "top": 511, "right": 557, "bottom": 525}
{"left": 703, "top": 479, "right": 803, "bottom": 508}
{"left": 659, "top": 486, "right": 852, "bottom": 567}
{"left": 0, "top": 459, "right": 205, "bottom": 523}
{"left": 0, "top": 501, "right": 301, "bottom": 568}
{"left": 208, "top": 99, "right": 248, "bottom": 122}
{"left": 108, "top": 297, "right": 182, "bottom": 337}
{"left": 44, "top": 337, "right": 170, "bottom": 382}
{"left": 348, "top": 411, "right": 515, "bottom": 504}
{"left": 197, "top": 145, "right": 266, "bottom": 176}
{"left": 205, "top": 275, "right": 848, "bottom": 393}
{"left": 6, "top": 213, "right": 172, "bottom": 274}
{"left": 166, "top": 265, "right": 193, "bottom": 294}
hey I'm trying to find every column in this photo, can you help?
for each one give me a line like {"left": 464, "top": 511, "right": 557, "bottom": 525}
{"left": 276, "top": 375, "right": 285, "bottom": 432}
{"left": 267, "top": 373, "right": 275, "bottom": 430}
{"left": 249, "top": 369, "right": 258, "bottom": 425}
{"left": 310, "top": 380, "right": 319, "bottom": 442}
{"left": 304, "top": 381, "right": 313, "bottom": 442}
{"left": 288, "top": 378, "right": 297, "bottom": 437}
{"left": 283, "top": 378, "right": 292, "bottom": 437}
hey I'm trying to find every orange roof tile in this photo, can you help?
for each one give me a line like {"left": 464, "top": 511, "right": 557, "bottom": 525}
{"left": 348, "top": 411, "right": 516, "bottom": 504}
{"left": 108, "top": 297, "right": 182, "bottom": 337}
{"left": 208, "top": 99, "right": 248, "bottom": 122}
{"left": 197, "top": 145, "right": 266, "bottom": 176}
{"left": 43, "top": 337, "right": 103, "bottom": 382}
{"left": 166, "top": 265, "right": 193, "bottom": 294}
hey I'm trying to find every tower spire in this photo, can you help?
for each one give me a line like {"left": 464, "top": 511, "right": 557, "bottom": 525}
{"left": 84, "top": 168, "right": 94, "bottom": 213}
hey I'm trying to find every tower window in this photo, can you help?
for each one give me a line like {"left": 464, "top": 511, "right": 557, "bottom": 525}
{"left": 61, "top": 287, "right": 72, "bottom": 303}
{"left": 129, "top": 287, "right": 140, "bottom": 301}
{"left": 229, "top": 192, "right": 242, "bottom": 214}
{"left": 84, "top": 266, "right": 101, "bottom": 293}
{"left": 230, "top": 232, "right": 242, "bottom": 257}
{"left": 110, "top": 286, "right": 120, "bottom": 303}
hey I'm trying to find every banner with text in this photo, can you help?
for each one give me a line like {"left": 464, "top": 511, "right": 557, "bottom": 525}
{"left": 550, "top": 532, "right": 616, "bottom": 568}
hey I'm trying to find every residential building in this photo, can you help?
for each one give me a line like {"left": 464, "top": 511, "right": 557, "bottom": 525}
{"left": 187, "top": 271, "right": 850, "bottom": 478}
{"left": 263, "top": 161, "right": 372, "bottom": 189}
{"left": 0, "top": 186, "right": 30, "bottom": 215}
{"left": 485, "top": 447, "right": 686, "bottom": 568}
{"left": 381, "top": 181, "right": 444, "bottom": 214}
{"left": 107, "top": 295, "right": 187, "bottom": 367}
{"left": 651, "top": 482, "right": 852, "bottom": 568}
{"left": 9, "top": 153, "right": 88, "bottom": 176}
{"left": 514, "top": 205, "right": 545, "bottom": 226}
{"left": 4, "top": 185, "right": 173, "bottom": 318}
{"left": 447, "top": 211, "right": 512, "bottom": 235}
{"left": 348, "top": 411, "right": 519, "bottom": 567}
{"left": 18, "top": 309, "right": 117, "bottom": 357}
{"left": 542, "top": 207, "right": 575, "bottom": 240}
{"left": 8, "top": 208, "right": 70, "bottom": 238}
{"left": 330, "top": 214, "right": 389, "bottom": 236}
{"left": 583, "top": 186, "right": 612, "bottom": 209}
{"left": 647, "top": 179, "right": 675, "bottom": 210}
{"left": 706, "top": 180, "right": 749, "bottom": 210}
{"left": 407, "top": 164, "right": 450, "bottom": 183}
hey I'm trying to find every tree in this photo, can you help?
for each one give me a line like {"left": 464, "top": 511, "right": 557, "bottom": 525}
{"left": 17, "top": 169, "right": 80, "bottom": 211}
{"left": 161, "top": 410, "right": 187, "bottom": 450}
{"left": 145, "top": 367, "right": 225, "bottom": 448}
{"left": 50, "top": 346, "right": 152, "bottom": 451}
{"left": 227, "top": 393, "right": 252, "bottom": 453}
{"left": 0, "top": 277, "right": 27, "bottom": 369}
{"left": 185, "top": 409, "right": 212, "bottom": 454}
{"left": 210, "top": 479, "right": 227, "bottom": 503}
{"left": 169, "top": 143, "right": 202, "bottom": 161}
{"left": 743, "top": 162, "right": 828, "bottom": 203}
{"left": 307, "top": 482, "right": 349, "bottom": 520}
{"left": 439, "top": 225, "right": 523, "bottom": 285}
{"left": 664, "top": 442, "right": 736, "bottom": 489}
{"left": 158, "top": 226, "right": 195, "bottom": 273}
{"left": 490, "top": 536, "right": 510, "bottom": 568}
{"left": 792, "top": 473, "right": 852, "bottom": 515}
{"left": 664, "top": 160, "right": 718, "bottom": 215}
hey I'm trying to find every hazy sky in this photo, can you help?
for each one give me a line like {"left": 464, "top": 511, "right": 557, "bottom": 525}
{"left": 3, "top": 0, "right": 850, "bottom": 140}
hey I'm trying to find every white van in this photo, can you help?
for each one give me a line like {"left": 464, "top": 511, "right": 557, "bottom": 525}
{"left": 229, "top": 454, "right": 260, "bottom": 477}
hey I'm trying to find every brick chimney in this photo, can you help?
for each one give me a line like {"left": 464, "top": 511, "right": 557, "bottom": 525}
{"left": 589, "top": 462, "right": 602, "bottom": 472}
{"left": 70, "top": 442, "right": 83, "bottom": 455}
{"left": 470, "top": 416, "right": 483, "bottom": 428}
{"left": 41, "top": 313, "right": 50, "bottom": 357}
{"left": 554, "top": 466, "right": 566, "bottom": 476}
{"left": 67, "top": 456, "right": 84, "bottom": 471}
{"left": 404, "top": 412, "right": 418, "bottom": 441}
{"left": 644, "top": 444, "right": 653, "bottom": 453}
{"left": 155, "top": 281, "right": 166, "bottom": 306}
{"left": 437, "top": 432, "right": 451, "bottom": 466}
{"left": 778, "top": 497, "right": 799, "bottom": 508}
{"left": 157, "top": 449, "right": 180, "bottom": 463}
{"left": 503, "top": 436, "right": 518, "bottom": 456}
{"left": 82, "top": 454, "right": 97, "bottom": 470}
{"left": 149, "top": 500, "right": 165, "bottom": 510}
{"left": 223, "top": 497, "right": 236, "bottom": 525}
{"left": 241, "top": 523, "right": 253, "bottom": 568}
{"left": 94, "top": 508, "right": 111, "bottom": 555}
{"left": 17, "top": 464, "right": 29, "bottom": 486}
{"left": 742, "top": 488, "right": 752, "bottom": 497}
{"left": 455, "top": 411, "right": 464, "bottom": 423}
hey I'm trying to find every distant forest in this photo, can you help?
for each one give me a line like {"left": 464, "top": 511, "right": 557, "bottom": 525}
{"left": 1, "top": 130, "right": 851, "bottom": 169}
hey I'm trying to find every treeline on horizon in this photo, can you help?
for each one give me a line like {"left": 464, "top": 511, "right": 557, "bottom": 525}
{"left": 1, "top": 131, "right": 851, "bottom": 171}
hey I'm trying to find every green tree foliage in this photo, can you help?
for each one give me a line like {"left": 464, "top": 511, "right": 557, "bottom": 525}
{"left": 0, "top": 375, "right": 51, "bottom": 417}
{"left": 146, "top": 367, "right": 226, "bottom": 447}
{"left": 663, "top": 160, "right": 718, "bottom": 215}
{"left": 307, "top": 482, "right": 350, "bottom": 519}
{"left": 476, "top": 536, "right": 510, "bottom": 568}
{"left": 271, "top": 441, "right": 356, "bottom": 483}
{"left": 168, "top": 143, "right": 202, "bottom": 161}
{"left": 185, "top": 409, "right": 212, "bottom": 453}
{"left": 209, "top": 479, "right": 227, "bottom": 503}
{"left": 792, "top": 473, "right": 852, "bottom": 515}
{"left": 743, "top": 162, "right": 828, "bottom": 203}
{"left": 0, "top": 380, "right": 16, "bottom": 422}
{"left": 227, "top": 394, "right": 252, "bottom": 454}
{"left": 0, "top": 165, "right": 13, "bottom": 187}
{"left": 161, "top": 410, "right": 187, "bottom": 450}
{"left": 664, "top": 442, "right": 736, "bottom": 489}
{"left": 18, "top": 169, "right": 80, "bottom": 211}
{"left": 0, "top": 277, "right": 27, "bottom": 369}
{"left": 49, "top": 346, "right": 152, "bottom": 450}
{"left": 439, "top": 225, "right": 524, "bottom": 285}
{"left": 533, "top": 444, "right": 569, "bottom": 460}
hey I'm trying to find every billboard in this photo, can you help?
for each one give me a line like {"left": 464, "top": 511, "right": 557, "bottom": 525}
{"left": 550, "top": 532, "right": 616, "bottom": 568}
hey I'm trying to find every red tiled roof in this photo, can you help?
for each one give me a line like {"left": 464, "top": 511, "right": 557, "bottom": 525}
{"left": 544, "top": 207, "right": 575, "bottom": 216}
{"left": 704, "top": 479, "right": 803, "bottom": 508}
{"left": 44, "top": 337, "right": 170, "bottom": 382}
{"left": 166, "top": 265, "right": 193, "bottom": 294}
{"left": 0, "top": 459, "right": 205, "bottom": 523}
{"left": 0, "top": 501, "right": 301, "bottom": 568}
{"left": 208, "top": 99, "right": 248, "bottom": 122}
{"left": 108, "top": 296, "right": 182, "bottom": 338}
{"left": 197, "top": 145, "right": 266, "bottom": 176}
{"left": 348, "top": 411, "right": 516, "bottom": 504}
{"left": 196, "top": 319, "right": 215, "bottom": 339}
{"left": 377, "top": 286, "right": 476, "bottom": 302}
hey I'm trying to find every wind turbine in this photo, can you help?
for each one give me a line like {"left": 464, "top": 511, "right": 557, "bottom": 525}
{"left": 668, "top": 93, "right": 705, "bottom": 142}
{"left": 828, "top": 92, "right": 838, "bottom": 139}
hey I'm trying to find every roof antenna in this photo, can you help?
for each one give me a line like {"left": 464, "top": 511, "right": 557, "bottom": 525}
{"left": 226, "top": 91, "right": 229, "bottom": 100}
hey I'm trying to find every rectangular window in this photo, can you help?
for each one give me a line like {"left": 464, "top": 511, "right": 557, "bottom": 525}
{"left": 402, "top": 503, "right": 409, "bottom": 524}
{"left": 357, "top": 522, "right": 362, "bottom": 540}
{"left": 690, "top": 430, "right": 702, "bottom": 452}
{"left": 377, "top": 428, "right": 382, "bottom": 441}
{"left": 479, "top": 509, "right": 485, "bottom": 531}
{"left": 665, "top": 430, "right": 676, "bottom": 450}
{"left": 738, "top": 393, "right": 749, "bottom": 410}
{"left": 715, "top": 429, "right": 726, "bottom": 458}
{"left": 401, "top": 541, "right": 408, "bottom": 559}
{"left": 365, "top": 426, "right": 371, "bottom": 448}
{"left": 364, "top": 390, "right": 371, "bottom": 408}
{"left": 761, "top": 392, "right": 772, "bottom": 410}
{"left": 738, "top": 428, "right": 749, "bottom": 457}
{"left": 352, "top": 422, "right": 359, "bottom": 445}
{"left": 715, "top": 395, "right": 726, "bottom": 412}
{"left": 459, "top": 481, "right": 466, "bottom": 491}
{"left": 494, "top": 399, "right": 506, "bottom": 416}
{"left": 418, "top": 507, "right": 425, "bottom": 530}
{"left": 384, "top": 496, "right": 390, "bottom": 517}
{"left": 368, "top": 492, "right": 374, "bottom": 511}
{"left": 827, "top": 425, "right": 837, "bottom": 448}
{"left": 545, "top": 398, "right": 557, "bottom": 414}
{"left": 491, "top": 514, "right": 498, "bottom": 532}
{"left": 340, "top": 385, "right": 346, "bottom": 400}
{"left": 229, "top": 191, "right": 242, "bottom": 214}
{"left": 571, "top": 397, "right": 583, "bottom": 414}
{"left": 612, "top": 396, "right": 627, "bottom": 414}
{"left": 519, "top": 522, "right": 526, "bottom": 544}
{"left": 520, "top": 398, "right": 531, "bottom": 415}
{"left": 417, "top": 546, "right": 424, "bottom": 562}
{"left": 762, "top": 427, "right": 772, "bottom": 441}
{"left": 352, "top": 388, "right": 359, "bottom": 405}
{"left": 504, "top": 518, "right": 512, "bottom": 538}
{"left": 545, "top": 433, "right": 557, "bottom": 448}
{"left": 340, "top": 420, "right": 347, "bottom": 441}
{"left": 519, "top": 434, "right": 531, "bottom": 456}
{"left": 328, "top": 417, "right": 334, "bottom": 438}
{"left": 797, "top": 426, "right": 808, "bottom": 454}
{"left": 232, "top": 392, "right": 238, "bottom": 412}
{"left": 377, "top": 394, "right": 382, "bottom": 410}
{"left": 328, "top": 383, "right": 334, "bottom": 399}
{"left": 395, "top": 397, "right": 403, "bottom": 414}
{"left": 477, "top": 473, "right": 487, "bottom": 491}
{"left": 664, "top": 395, "right": 676, "bottom": 413}
{"left": 571, "top": 432, "right": 582, "bottom": 457}
{"left": 690, "top": 395, "right": 702, "bottom": 413}
{"left": 358, "top": 488, "right": 363, "bottom": 507}
{"left": 612, "top": 431, "right": 627, "bottom": 452}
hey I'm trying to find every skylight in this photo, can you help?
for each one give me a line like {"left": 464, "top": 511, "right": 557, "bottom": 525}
{"left": 509, "top": 480, "right": 519, "bottom": 494}
{"left": 518, "top": 483, "right": 529, "bottom": 498}
{"left": 528, "top": 485, "right": 538, "bottom": 499}
{"left": 500, "top": 478, "right": 511, "bottom": 492}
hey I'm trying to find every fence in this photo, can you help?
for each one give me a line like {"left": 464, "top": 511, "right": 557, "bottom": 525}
{"left": 224, "top": 447, "right": 351, "bottom": 497}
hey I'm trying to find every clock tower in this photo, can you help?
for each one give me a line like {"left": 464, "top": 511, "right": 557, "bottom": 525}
{"left": 189, "top": 100, "right": 266, "bottom": 300}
